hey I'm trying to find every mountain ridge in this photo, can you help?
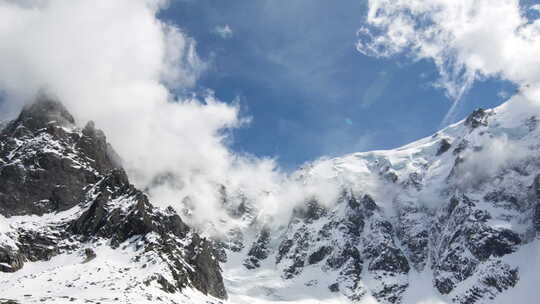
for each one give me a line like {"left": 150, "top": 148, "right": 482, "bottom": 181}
{"left": 216, "top": 97, "right": 540, "bottom": 304}
{"left": 1, "top": 95, "right": 540, "bottom": 303}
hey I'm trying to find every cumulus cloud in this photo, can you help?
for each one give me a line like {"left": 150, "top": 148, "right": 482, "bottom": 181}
{"left": 0, "top": 0, "right": 346, "bottom": 234}
{"left": 213, "top": 24, "right": 233, "bottom": 39}
{"left": 357, "top": 0, "right": 540, "bottom": 125}
{"left": 0, "top": 0, "right": 252, "bottom": 227}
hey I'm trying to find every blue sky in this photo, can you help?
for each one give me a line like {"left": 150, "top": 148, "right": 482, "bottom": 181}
{"left": 164, "top": 1, "right": 513, "bottom": 170}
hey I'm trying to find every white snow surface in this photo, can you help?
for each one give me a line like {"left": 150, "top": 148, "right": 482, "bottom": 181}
{"left": 0, "top": 243, "right": 221, "bottom": 303}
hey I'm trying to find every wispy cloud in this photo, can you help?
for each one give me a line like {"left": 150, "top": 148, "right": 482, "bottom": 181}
{"left": 497, "top": 90, "right": 510, "bottom": 100}
{"left": 213, "top": 24, "right": 233, "bottom": 39}
{"left": 361, "top": 69, "right": 394, "bottom": 108}
{"left": 357, "top": 0, "right": 540, "bottom": 125}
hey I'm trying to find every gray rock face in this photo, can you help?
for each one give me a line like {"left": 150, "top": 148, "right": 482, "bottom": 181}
{"left": 0, "top": 246, "right": 24, "bottom": 272}
{"left": 243, "top": 228, "right": 270, "bottom": 269}
{"left": 0, "top": 97, "right": 227, "bottom": 300}
{"left": 464, "top": 108, "right": 490, "bottom": 129}
{"left": 436, "top": 138, "right": 452, "bottom": 156}
{"left": 430, "top": 194, "right": 521, "bottom": 299}
{"left": 271, "top": 192, "right": 409, "bottom": 303}
{"left": 0, "top": 96, "right": 120, "bottom": 216}
{"left": 226, "top": 184, "right": 527, "bottom": 303}
{"left": 69, "top": 168, "right": 227, "bottom": 299}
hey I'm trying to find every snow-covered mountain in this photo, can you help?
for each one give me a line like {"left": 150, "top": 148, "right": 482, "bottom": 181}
{"left": 217, "top": 96, "right": 540, "bottom": 304}
{"left": 2, "top": 94, "right": 540, "bottom": 304}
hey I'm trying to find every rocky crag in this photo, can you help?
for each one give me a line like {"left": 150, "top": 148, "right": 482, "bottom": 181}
{"left": 0, "top": 96, "right": 226, "bottom": 303}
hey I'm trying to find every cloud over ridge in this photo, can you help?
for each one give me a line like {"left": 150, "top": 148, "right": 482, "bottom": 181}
{"left": 0, "top": 0, "right": 348, "bottom": 233}
{"left": 0, "top": 0, "right": 265, "bottom": 228}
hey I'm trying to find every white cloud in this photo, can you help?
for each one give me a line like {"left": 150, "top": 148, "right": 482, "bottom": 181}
{"left": 0, "top": 0, "right": 347, "bottom": 233}
{"left": 214, "top": 24, "right": 233, "bottom": 39}
{"left": 452, "top": 134, "right": 528, "bottom": 191}
{"left": 0, "top": 0, "right": 267, "bottom": 228}
{"left": 357, "top": 0, "right": 540, "bottom": 125}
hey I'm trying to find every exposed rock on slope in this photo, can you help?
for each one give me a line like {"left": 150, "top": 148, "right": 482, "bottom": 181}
{"left": 218, "top": 100, "right": 540, "bottom": 304}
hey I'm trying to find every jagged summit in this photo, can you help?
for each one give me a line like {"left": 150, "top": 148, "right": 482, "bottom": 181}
{"left": 0, "top": 97, "right": 227, "bottom": 303}
{"left": 0, "top": 97, "right": 120, "bottom": 216}
{"left": 464, "top": 107, "right": 491, "bottom": 129}
{"left": 13, "top": 93, "right": 75, "bottom": 131}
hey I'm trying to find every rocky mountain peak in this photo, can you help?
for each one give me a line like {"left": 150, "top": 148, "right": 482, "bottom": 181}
{"left": 464, "top": 108, "right": 490, "bottom": 129}
{"left": 15, "top": 93, "right": 75, "bottom": 131}
{"left": 0, "top": 98, "right": 228, "bottom": 302}
{"left": 0, "top": 97, "right": 121, "bottom": 216}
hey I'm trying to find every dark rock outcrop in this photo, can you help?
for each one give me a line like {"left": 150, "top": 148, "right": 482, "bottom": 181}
{"left": 436, "top": 138, "right": 452, "bottom": 156}
{"left": 430, "top": 194, "right": 521, "bottom": 302}
{"left": 465, "top": 108, "right": 490, "bottom": 129}
{"left": 274, "top": 191, "right": 409, "bottom": 303}
{"left": 66, "top": 168, "right": 227, "bottom": 298}
{"left": 0, "top": 246, "right": 24, "bottom": 272}
{"left": 243, "top": 228, "right": 271, "bottom": 269}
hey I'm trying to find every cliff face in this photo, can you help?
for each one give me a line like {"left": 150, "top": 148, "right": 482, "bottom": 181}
{"left": 0, "top": 96, "right": 227, "bottom": 303}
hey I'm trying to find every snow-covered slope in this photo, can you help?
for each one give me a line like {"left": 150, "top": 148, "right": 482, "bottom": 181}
{"left": 217, "top": 96, "right": 540, "bottom": 304}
